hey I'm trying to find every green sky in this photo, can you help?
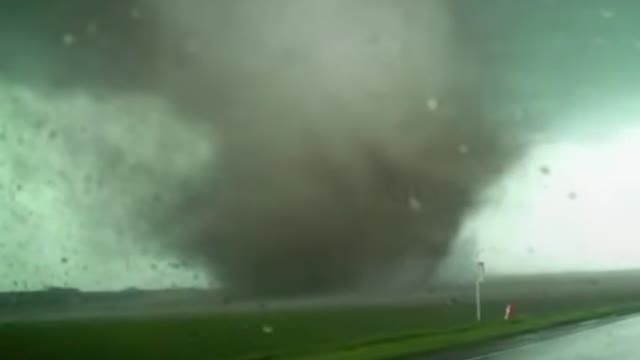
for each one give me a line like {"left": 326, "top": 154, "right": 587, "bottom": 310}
{"left": 0, "top": 82, "right": 214, "bottom": 291}
{"left": 4, "top": 1, "right": 640, "bottom": 291}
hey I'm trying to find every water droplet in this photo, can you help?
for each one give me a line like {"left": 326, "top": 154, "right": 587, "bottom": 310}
{"left": 61, "top": 33, "right": 77, "bottom": 46}
{"left": 60, "top": 257, "right": 68, "bottom": 264}
{"left": 408, "top": 195, "right": 422, "bottom": 212}
{"left": 262, "top": 325, "right": 274, "bottom": 334}
{"left": 539, "top": 166, "right": 550, "bottom": 175}
{"left": 457, "top": 144, "right": 469, "bottom": 154}
{"left": 185, "top": 39, "right": 201, "bottom": 55}
{"left": 512, "top": 106, "right": 525, "bottom": 121}
{"left": 600, "top": 10, "right": 615, "bottom": 19}
{"left": 86, "top": 22, "right": 98, "bottom": 35}
{"left": 130, "top": 8, "right": 142, "bottom": 19}
{"left": 426, "top": 97, "right": 439, "bottom": 111}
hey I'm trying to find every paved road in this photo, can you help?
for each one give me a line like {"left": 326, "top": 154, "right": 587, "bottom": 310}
{"left": 427, "top": 314, "right": 640, "bottom": 359}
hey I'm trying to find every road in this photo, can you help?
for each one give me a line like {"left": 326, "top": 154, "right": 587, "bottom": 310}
{"left": 424, "top": 314, "right": 640, "bottom": 359}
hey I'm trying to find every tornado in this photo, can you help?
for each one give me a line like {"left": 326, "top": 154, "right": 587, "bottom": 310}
{"left": 0, "top": 0, "right": 522, "bottom": 296}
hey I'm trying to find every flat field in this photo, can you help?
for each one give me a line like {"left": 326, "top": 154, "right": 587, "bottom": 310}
{"left": 2, "top": 270, "right": 640, "bottom": 359}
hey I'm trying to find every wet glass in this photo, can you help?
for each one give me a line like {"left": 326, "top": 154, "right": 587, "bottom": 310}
{"left": 1, "top": 1, "right": 639, "bottom": 358}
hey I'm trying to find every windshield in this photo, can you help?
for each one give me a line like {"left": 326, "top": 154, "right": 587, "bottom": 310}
{"left": 2, "top": 1, "right": 640, "bottom": 359}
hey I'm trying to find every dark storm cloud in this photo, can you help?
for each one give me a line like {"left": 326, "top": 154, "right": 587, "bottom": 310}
{"left": 1, "top": 0, "right": 523, "bottom": 297}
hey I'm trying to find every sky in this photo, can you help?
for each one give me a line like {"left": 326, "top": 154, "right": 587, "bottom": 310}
{"left": 3, "top": 1, "right": 640, "bottom": 292}
{"left": 0, "top": 82, "right": 214, "bottom": 291}
{"left": 7, "top": 84, "right": 640, "bottom": 290}
{"left": 470, "top": 123, "right": 640, "bottom": 274}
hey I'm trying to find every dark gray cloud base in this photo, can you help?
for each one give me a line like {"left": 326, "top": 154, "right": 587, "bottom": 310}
{"left": 0, "top": 0, "right": 522, "bottom": 297}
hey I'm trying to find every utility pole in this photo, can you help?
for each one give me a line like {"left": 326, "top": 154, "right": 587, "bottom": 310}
{"left": 475, "top": 279, "right": 481, "bottom": 321}
{"left": 476, "top": 261, "right": 485, "bottom": 322}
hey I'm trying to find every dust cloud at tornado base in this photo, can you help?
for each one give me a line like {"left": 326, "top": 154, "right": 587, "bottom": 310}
{"left": 1, "top": 1, "right": 523, "bottom": 296}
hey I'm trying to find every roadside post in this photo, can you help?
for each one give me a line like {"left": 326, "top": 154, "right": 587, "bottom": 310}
{"left": 476, "top": 261, "right": 485, "bottom": 322}
{"left": 504, "top": 303, "right": 515, "bottom": 320}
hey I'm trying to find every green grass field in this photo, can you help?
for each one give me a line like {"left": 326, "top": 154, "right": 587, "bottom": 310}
{"left": 1, "top": 291, "right": 640, "bottom": 360}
